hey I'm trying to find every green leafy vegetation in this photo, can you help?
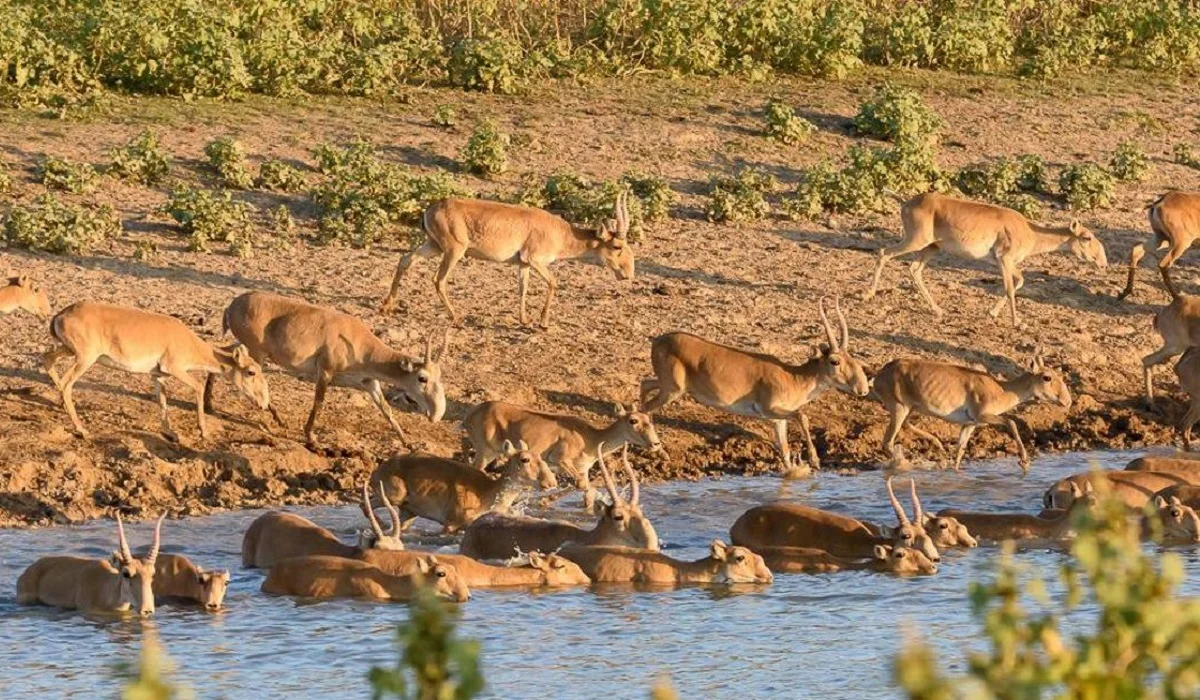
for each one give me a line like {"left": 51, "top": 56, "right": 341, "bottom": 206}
{"left": 132, "top": 239, "right": 158, "bottom": 261}
{"left": 368, "top": 590, "right": 483, "bottom": 700}
{"left": 521, "top": 171, "right": 667, "bottom": 243}
{"left": 269, "top": 204, "right": 296, "bottom": 243}
{"left": 0, "top": 160, "right": 10, "bottom": 194}
{"left": 37, "top": 156, "right": 98, "bottom": 193}
{"left": 1174, "top": 143, "right": 1200, "bottom": 170}
{"left": 203, "top": 137, "right": 254, "bottom": 189}
{"left": 3, "top": 193, "right": 119, "bottom": 254}
{"left": 1109, "top": 140, "right": 1151, "bottom": 182}
{"left": 706, "top": 168, "right": 775, "bottom": 224}
{"left": 165, "top": 186, "right": 255, "bottom": 257}
{"left": 785, "top": 139, "right": 944, "bottom": 219}
{"left": 432, "top": 104, "right": 458, "bottom": 128}
{"left": 764, "top": 100, "right": 816, "bottom": 145}
{"left": 1058, "top": 162, "right": 1114, "bottom": 211}
{"left": 853, "top": 84, "right": 942, "bottom": 146}
{"left": 109, "top": 130, "right": 171, "bottom": 186}
{"left": 115, "top": 635, "right": 190, "bottom": 700}
{"left": 895, "top": 479, "right": 1200, "bottom": 699}
{"left": 952, "top": 156, "right": 1047, "bottom": 217}
{"left": 257, "top": 158, "right": 305, "bottom": 192}
{"left": 460, "top": 120, "right": 509, "bottom": 176}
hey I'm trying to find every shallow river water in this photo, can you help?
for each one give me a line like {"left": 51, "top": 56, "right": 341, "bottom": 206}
{"left": 2, "top": 449, "right": 1199, "bottom": 699}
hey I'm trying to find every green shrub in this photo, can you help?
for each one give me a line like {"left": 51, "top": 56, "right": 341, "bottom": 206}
{"left": 934, "top": 0, "right": 1015, "bottom": 73}
{"left": 257, "top": 158, "right": 305, "bottom": 192}
{"left": 432, "top": 104, "right": 458, "bottom": 128}
{"left": 460, "top": 120, "right": 509, "bottom": 177}
{"left": 447, "top": 36, "right": 524, "bottom": 94}
{"left": 1109, "top": 141, "right": 1150, "bottom": 182}
{"left": 996, "top": 192, "right": 1043, "bottom": 219}
{"left": 853, "top": 84, "right": 942, "bottom": 145}
{"left": 37, "top": 156, "right": 98, "bottom": 193}
{"left": 1014, "top": 154, "right": 1049, "bottom": 194}
{"left": 865, "top": 3, "right": 935, "bottom": 67}
{"left": 0, "top": 161, "right": 10, "bottom": 195}
{"left": 954, "top": 158, "right": 1020, "bottom": 199}
{"left": 109, "top": 130, "right": 171, "bottom": 186}
{"left": 132, "top": 239, "right": 158, "bottom": 261}
{"left": 1058, "top": 162, "right": 1114, "bottom": 211}
{"left": 527, "top": 172, "right": 652, "bottom": 242}
{"left": 3, "top": 193, "right": 119, "bottom": 254}
{"left": 1174, "top": 143, "right": 1200, "bottom": 169}
{"left": 705, "top": 168, "right": 774, "bottom": 223}
{"left": 368, "top": 590, "right": 483, "bottom": 700}
{"left": 203, "top": 137, "right": 254, "bottom": 189}
{"left": 786, "top": 139, "right": 944, "bottom": 219}
{"left": 621, "top": 171, "right": 675, "bottom": 222}
{"left": 165, "top": 186, "right": 255, "bottom": 257}
{"left": 764, "top": 100, "right": 816, "bottom": 145}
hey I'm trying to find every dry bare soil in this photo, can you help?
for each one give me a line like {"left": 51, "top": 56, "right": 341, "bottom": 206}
{"left": 2, "top": 70, "right": 1199, "bottom": 527}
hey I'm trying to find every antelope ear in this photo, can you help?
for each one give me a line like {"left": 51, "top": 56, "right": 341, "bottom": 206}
{"left": 230, "top": 345, "right": 253, "bottom": 368}
{"left": 16, "top": 274, "right": 30, "bottom": 288}
{"left": 502, "top": 440, "right": 517, "bottom": 456}
{"left": 591, "top": 500, "right": 608, "bottom": 516}
{"left": 595, "top": 225, "right": 613, "bottom": 242}
{"left": 1082, "top": 481, "right": 1095, "bottom": 494}
{"left": 1069, "top": 219, "right": 1084, "bottom": 235}
{"left": 1068, "top": 481, "right": 1083, "bottom": 497}
{"left": 527, "top": 551, "right": 547, "bottom": 570}
{"left": 1155, "top": 495, "right": 1168, "bottom": 508}
{"left": 1170, "top": 496, "right": 1183, "bottom": 506}
{"left": 709, "top": 539, "right": 728, "bottom": 561}
{"left": 873, "top": 545, "right": 891, "bottom": 560}
{"left": 517, "top": 439, "right": 530, "bottom": 451}
{"left": 417, "top": 556, "right": 436, "bottom": 574}
{"left": 614, "top": 402, "right": 628, "bottom": 417}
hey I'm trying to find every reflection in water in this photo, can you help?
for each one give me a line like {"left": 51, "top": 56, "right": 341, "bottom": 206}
{"left": 1, "top": 450, "right": 1198, "bottom": 698}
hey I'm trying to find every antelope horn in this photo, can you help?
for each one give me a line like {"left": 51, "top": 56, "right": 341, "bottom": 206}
{"left": 886, "top": 477, "right": 910, "bottom": 526}
{"left": 424, "top": 329, "right": 435, "bottom": 364}
{"left": 619, "top": 445, "right": 640, "bottom": 505}
{"left": 116, "top": 513, "right": 133, "bottom": 562}
{"left": 437, "top": 328, "right": 450, "bottom": 362}
{"left": 378, "top": 480, "right": 402, "bottom": 537}
{"left": 835, "top": 297, "right": 850, "bottom": 350}
{"left": 595, "top": 443, "right": 623, "bottom": 505}
{"left": 818, "top": 297, "right": 839, "bottom": 350}
{"left": 909, "top": 479, "right": 924, "bottom": 523}
{"left": 618, "top": 191, "right": 630, "bottom": 235}
{"left": 362, "top": 479, "right": 386, "bottom": 540}
{"left": 146, "top": 513, "right": 165, "bottom": 564}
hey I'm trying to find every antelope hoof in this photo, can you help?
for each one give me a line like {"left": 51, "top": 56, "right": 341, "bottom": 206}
{"left": 162, "top": 429, "right": 180, "bottom": 444}
{"left": 73, "top": 427, "right": 90, "bottom": 440}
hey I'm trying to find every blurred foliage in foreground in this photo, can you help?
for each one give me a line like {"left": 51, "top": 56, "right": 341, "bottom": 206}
{"left": 116, "top": 633, "right": 191, "bottom": 700}
{"left": 368, "top": 589, "right": 484, "bottom": 700}
{"left": 895, "top": 479, "right": 1200, "bottom": 699}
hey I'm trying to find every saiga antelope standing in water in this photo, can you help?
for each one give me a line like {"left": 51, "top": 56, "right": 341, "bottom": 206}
{"left": 872, "top": 350, "right": 1071, "bottom": 471}
{"left": 42, "top": 302, "right": 270, "bottom": 440}
{"left": 212, "top": 292, "right": 447, "bottom": 449}
{"left": 1140, "top": 294, "right": 1200, "bottom": 409}
{"left": 1, "top": 274, "right": 51, "bottom": 318}
{"left": 864, "top": 192, "right": 1107, "bottom": 325}
{"left": 639, "top": 297, "right": 869, "bottom": 472}
{"left": 380, "top": 193, "right": 634, "bottom": 328}
{"left": 1118, "top": 191, "right": 1200, "bottom": 300}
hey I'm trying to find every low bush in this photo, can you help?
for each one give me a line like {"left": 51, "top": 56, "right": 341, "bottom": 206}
{"left": 37, "top": 156, "right": 98, "bottom": 193}
{"left": 1058, "top": 162, "right": 1114, "bottom": 211}
{"left": 164, "top": 186, "right": 255, "bottom": 257}
{"left": 764, "top": 100, "right": 816, "bottom": 145}
{"left": 1174, "top": 143, "right": 1200, "bottom": 170}
{"left": 447, "top": 36, "right": 525, "bottom": 94}
{"left": 0, "top": 160, "right": 10, "bottom": 194}
{"left": 108, "top": 130, "right": 171, "bottom": 186}
{"left": 621, "top": 171, "right": 675, "bottom": 223}
{"left": 432, "top": 104, "right": 458, "bottom": 128}
{"left": 132, "top": 239, "right": 157, "bottom": 261}
{"left": 785, "top": 140, "right": 944, "bottom": 219}
{"left": 257, "top": 158, "right": 305, "bottom": 192}
{"left": 204, "top": 137, "right": 254, "bottom": 189}
{"left": 853, "top": 84, "right": 942, "bottom": 145}
{"left": 1109, "top": 141, "right": 1150, "bottom": 182}
{"left": 705, "top": 168, "right": 774, "bottom": 224}
{"left": 460, "top": 120, "right": 509, "bottom": 176}
{"left": 526, "top": 172, "right": 656, "bottom": 242}
{"left": 3, "top": 193, "right": 119, "bottom": 254}
{"left": 1014, "top": 154, "right": 1049, "bottom": 194}
{"left": 955, "top": 159, "right": 1020, "bottom": 200}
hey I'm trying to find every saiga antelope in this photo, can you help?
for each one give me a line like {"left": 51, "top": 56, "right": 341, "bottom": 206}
{"left": 459, "top": 448, "right": 659, "bottom": 559}
{"left": 937, "top": 482, "right": 1096, "bottom": 542}
{"left": 866, "top": 479, "right": 978, "bottom": 548}
{"left": 462, "top": 400, "right": 663, "bottom": 508}
{"left": 865, "top": 192, "right": 1107, "bottom": 325}
{"left": 380, "top": 193, "right": 634, "bottom": 328}
{"left": 1155, "top": 484, "right": 1200, "bottom": 509}
{"left": 241, "top": 481, "right": 405, "bottom": 569}
{"left": 359, "top": 550, "right": 591, "bottom": 588}
{"left": 369, "top": 441, "right": 557, "bottom": 533}
{"left": 17, "top": 513, "right": 163, "bottom": 616}
{"left": 639, "top": 297, "right": 869, "bottom": 472}
{"left": 213, "top": 291, "right": 447, "bottom": 449}
{"left": 1043, "top": 470, "right": 1195, "bottom": 510}
{"left": 755, "top": 545, "right": 938, "bottom": 576}
{"left": 1, "top": 274, "right": 51, "bottom": 318}
{"left": 1118, "top": 191, "right": 1200, "bottom": 300}
{"left": 42, "top": 302, "right": 270, "bottom": 440}
{"left": 1126, "top": 455, "right": 1200, "bottom": 476}
{"left": 729, "top": 477, "right": 942, "bottom": 562}
{"left": 149, "top": 553, "right": 230, "bottom": 610}
{"left": 1141, "top": 295, "right": 1200, "bottom": 409}
{"left": 559, "top": 540, "right": 773, "bottom": 586}
{"left": 1172, "top": 349, "right": 1200, "bottom": 448}
{"left": 872, "top": 351, "right": 1071, "bottom": 471}
{"left": 261, "top": 554, "right": 469, "bottom": 602}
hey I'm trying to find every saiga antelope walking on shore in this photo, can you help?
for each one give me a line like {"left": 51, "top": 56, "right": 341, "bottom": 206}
{"left": 380, "top": 194, "right": 634, "bottom": 328}
{"left": 1140, "top": 293, "right": 1200, "bottom": 410}
{"left": 1118, "top": 191, "right": 1200, "bottom": 300}
{"left": 865, "top": 192, "right": 1107, "bottom": 325}
{"left": 639, "top": 297, "right": 869, "bottom": 472}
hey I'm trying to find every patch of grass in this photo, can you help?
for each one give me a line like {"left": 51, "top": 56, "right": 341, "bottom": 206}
{"left": 109, "top": 130, "right": 171, "bottom": 186}
{"left": 1174, "top": 143, "right": 1200, "bottom": 170}
{"left": 132, "top": 240, "right": 158, "bottom": 261}
{"left": 1058, "top": 162, "right": 1114, "bottom": 211}
{"left": 763, "top": 100, "right": 816, "bottom": 145}
{"left": 165, "top": 186, "right": 255, "bottom": 257}
{"left": 257, "top": 158, "right": 305, "bottom": 192}
{"left": 37, "top": 156, "right": 98, "bottom": 193}
{"left": 705, "top": 168, "right": 774, "bottom": 224}
{"left": 204, "top": 136, "right": 254, "bottom": 189}
{"left": 460, "top": 120, "right": 509, "bottom": 176}
{"left": 3, "top": 193, "right": 119, "bottom": 254}
{"left": 1109, "top": 141, "right": 1150, "bottom": 182}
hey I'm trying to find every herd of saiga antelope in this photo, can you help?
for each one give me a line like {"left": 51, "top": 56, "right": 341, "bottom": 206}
{"left": 9, "top": 188, "right": 1200, "bottom": 615}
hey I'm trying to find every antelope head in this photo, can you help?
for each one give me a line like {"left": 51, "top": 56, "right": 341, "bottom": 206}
{"left": 593, "top": 445, "right": 660, "bottom": 550}
{"left": 1067, "top": 220, "right": 1107, "bottom": 269}
{"left": 709, "top": 540, "right": 773, "bottom": 584}
{"left": 910, "top": 480, "right": 977, "bottom": 548}
{"left": 219, "top": 344, "right": 270, "bottom": 410}
{"left": 394, "top": 329, "right": 449, "bottom": 423}
{"left": 359, "top": 479, "right": 405, "bottom": 551}
{"left": 195, "top": 569, "right": 231, "bottom": 610}
{"left": 501, "top": 439, "right": 557, "bottom": 490}
{"left": 872, "top": 545, "right": 938, "bottom": 576}
{"left": 1043, "top": 479, "right": 1096, "bottom": 511}
{"left": 1152, "top": 495, "right": 1200, "bottom": 543}
{"left": 110, "top": 513, "right": 164, "bottom": 616}
{"left": 414, "top": 555, "right": 470, "bottom": 602}
{"left": 590, "top": 191, "right": 635, "bottom": 281}
{"left": 1022, "top": 348, "right": 1072, "bottom": 409}
{"left": 4, "top": 274, "right": 52, "bottom": 318}
{"left": 613, "top": 402, "right": 665, "bottom": 455}
{"left": 816, "top": 297, "right": 870, "bottom": 398}
{"left": 882, "top": 477, "right": 940, "bottom": 563}
{"left": 525, "top": 551, "right": 591, "bottom": 586}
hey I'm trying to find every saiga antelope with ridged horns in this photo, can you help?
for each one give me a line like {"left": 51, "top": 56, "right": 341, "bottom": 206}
{"left": 17, "top": 513, "right": 164, "bottom": 616}
{"left": 872, "top": 350, "right": 1072, "bottom": 471}
{"left": 865, "top": 192, "right": 1107, "bottom": 325}
{"left": 1118, "top": 191, "right": 1200, "bottom": 300}
{"left": 1140, "top": 294, "right": 1200, "bottom": 409}
{"left": 42, "top": 302, "right": 270, "bottom": 441}
{"left": 380, "top": 192, "right": 634, "bottom": 328}
{"left": 1, "top": 273, "right": 51, "bottom": 318}
{"left": 211, "top": 292, "right": 447, "bottom": 449}
{"left": 640, "top": 297, "right": 869, "bottom": 472}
